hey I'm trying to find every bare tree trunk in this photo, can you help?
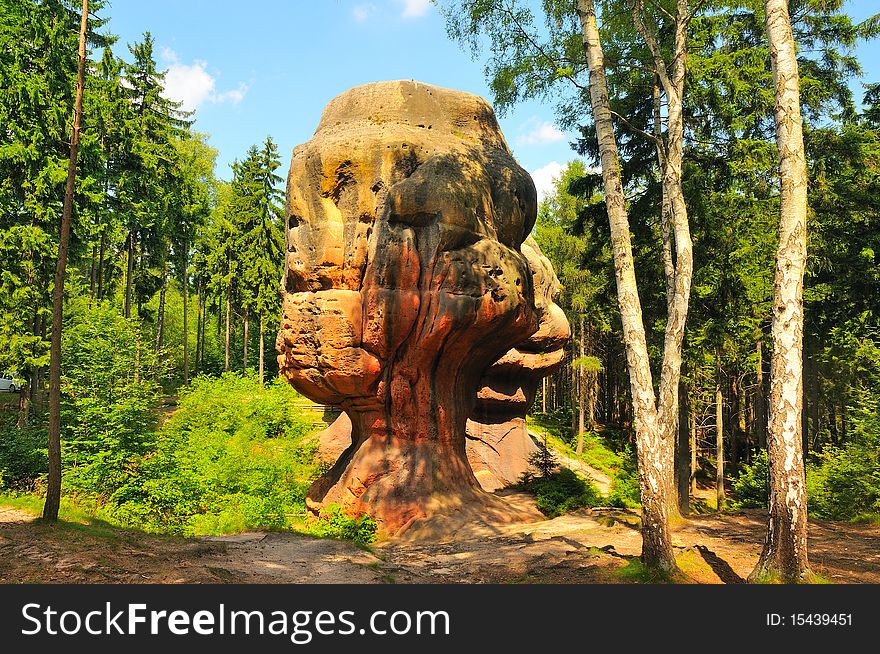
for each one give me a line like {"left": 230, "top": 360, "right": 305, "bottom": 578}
{"left": 224, "top": 289, "right": 231, "bottom": 372}
{"left": 577, "top": 0, "right": 677, "bottom": 572}
{"left": 735, "top": 374, "right": 746, "bottom": 471}
{"left": 88, "top": 243, "right": 96, "bottom": 306}
{"left": 689, "top": 403, "right": 697, "bottom": 498}
{"left": 243, "top": 311, "right": 249, "bottom": 372}
{"left": 716, "top": 381, "right": 725, "bottom": 511}
{"left": 542, "top": 377, "right": 547, "bottom": 414}
{"left": 677, "top": 380, "right": 690, "bottom": 514}
{"left": 750, "top": 0, "right": 811, "bottom": 583}
{"left": 182, "top": 256, "right": 189, "bottom": 385}
{"left": 259, "top": 313, "right": 265, "bottom": 385}
{"left": 756, "top": 338, "right": 766, "bottom": 449}
{"left": 632, "top": 0, "right": 694, "bottom": 523}
{"left": 576, "top": 314, "right": 586, "bottom": 455}
{"left": 44, "top": 0, "right": 88, "bottom": 522}
{"left": 96, "top": 230, "right": 106, "bottom": 301}
{"left": 154, "top": 259, "right": 168, "bottom": 380}
{"left": 196, "top": 278, "right": 204, "bottom": 374}
{"left": 16, "top": 380, "right": 30, "bottom": 428}
{"left": 124, "top": 230, "right": 135, "bottom": 319}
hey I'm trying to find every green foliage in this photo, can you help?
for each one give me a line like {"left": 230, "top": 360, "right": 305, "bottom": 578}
{"left": 731, "top": 450, "right": 770, "bottom": 509}
{"left": 308, "top": 503, "right": 378, "bottom": 548}
{"left": 606, "top": 446, "right": 641, "bottom": 509}
{"left": 60, "top": 299, "right": 160, "bottom": 500}
{"left": 103, "top": 373, "right": 319, "bottom": 535}
{"left": 807, "top": 424, "right": 880, "bottom": 522}
{"left": 0, "top": 420, "right": 46, "bottom": 491}
{"left": 527, "top": 415, "right": 624, "bottom": 477}
{"left": 516, "top": 468, "right": 601, "bottom": 518}
{"left": 527, "top": 441, "right": 559, "bottom": 478}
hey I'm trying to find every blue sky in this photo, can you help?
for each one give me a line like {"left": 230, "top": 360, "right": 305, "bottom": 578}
{"left": 102, "top": 0, "right": 880, "bottom": 201}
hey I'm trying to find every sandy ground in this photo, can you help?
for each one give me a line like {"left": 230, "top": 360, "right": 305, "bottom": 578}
{"left": 1, "top": 500, "right": 877, "bottom": 584}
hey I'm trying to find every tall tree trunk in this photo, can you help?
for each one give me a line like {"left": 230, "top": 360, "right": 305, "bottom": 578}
{"left": 96, "top": 230, "right": 106, "bottom": 301}
{"left": 88, "top": 243, "right": 96, "bottom": 306}
{"left": 632, "top": 0, "right": 694, "bottom": 523}
{"left": 259, "top": 313, "right": 265, "bottom": 385}
{"left": 182, "top": 255, "right": 189, "bottom": 385}
{"left": 16, "top": 379, "right": 30, "bottom": 429}
{"left": 755, "top": 338, "right": 767, "bottom": 449}
{"left": 735, "top": 374, "right": 747, "bottom": 470}
{"left": 576, "top": 315, "right": 586, "bottom": 455}
{"left": 44, "top": 0, "right": 88, "bottom": 522}
{"left": 715, "top": 381, "right": 725, "bottom": 511}
{"left": 243, "top": 311, "right": 249, "bottom": 372}
{"left": 195, "top": 278, "right": 203, "bottom": 374}
{"left": 224, "top": 288, "right": 231, "bottom": 372}
{"left": 542, "top": 377, "right": 547, "bottom": 414}
{"left": 677, "top": 380, "right": 690, "bottom": 514}
{"left": 124, "top": 230, "right": 135, "bottom": 319}
{"left": 689, "top": 403, "right": 697, "bottom": 498}
{"left": 155, "top": 259, "right": 168, "bottom": 363}
{"left": 751, "top": 0, "right": 811, "bottom": 583}
{"left": 577, "top": 0, "right": 677, "bottom": 572}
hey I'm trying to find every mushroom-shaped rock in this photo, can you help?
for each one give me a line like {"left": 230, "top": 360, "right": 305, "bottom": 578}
{"left": 277, "top": 80, "right": 541, "bottom": 535}
{"left": 311, "top": 236, "right": 571, "bottom": 493}
{"left": 465, "top": 236, "right": 571, "bottom": 491}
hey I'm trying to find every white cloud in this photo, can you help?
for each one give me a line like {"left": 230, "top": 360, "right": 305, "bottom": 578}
{"left": 400, "top": 0, "right": 431, "bottom": 18}
{"left": 160, "top": 48, "right": 248, "bottom": 112}
{"left": 353, "top": 3, "right": 376, "bottom": 21}
{"left": 518, "top": 118, "right": 565, "bottom": 146}
{"left": 531, "top": 161, "right": 564, "bottom": 204}
{"left": 213, "top": 82, "right": 249, "bottom": 105}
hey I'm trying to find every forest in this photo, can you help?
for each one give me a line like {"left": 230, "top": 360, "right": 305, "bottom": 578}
{"left": 1, "top": 0, "right": 878, "bottom": 585}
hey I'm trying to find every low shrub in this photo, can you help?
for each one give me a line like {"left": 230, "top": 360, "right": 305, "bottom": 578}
{"left": 516, "top": 468, "right": 601, "bottom": 518}
{"left": 605, "top": 446, "right": 640, "bottom": 508}
{"left": 308, "top": 503, "right": 378, "bottom": 548}
{"left": 0, "top": 419, "right": 46, "bottom": 491}
{"left": 731, "top": 450, "right": 770, "bottom": 509}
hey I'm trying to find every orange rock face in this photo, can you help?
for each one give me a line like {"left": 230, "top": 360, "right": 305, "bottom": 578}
{"left": 312, "top": 237, "right": 571, "bottom": 494}
{"left": 465, "top": 237, "right": 570, "bottom": 491}
{"left": 277, "top": 81, "right": 541, "bottom": 535}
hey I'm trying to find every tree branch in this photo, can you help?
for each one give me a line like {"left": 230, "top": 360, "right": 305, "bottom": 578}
{"left": 501, "top": 2, "right": 588, "bottom": 93}
{"left": 630, "top": 0, "right": 673, "bottom": 96}
{"left": 611, "top": 109, "right": 664, "bottom": 149}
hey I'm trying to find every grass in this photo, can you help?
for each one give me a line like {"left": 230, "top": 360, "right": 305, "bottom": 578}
{"left": 526, "top": 414, "right": 623, "bottom": 476}
{"left": 0, "top": 491, "right": 163, "bottom": 544}
{"left": 614, "top": 558, "right": 694, "bottom": 584}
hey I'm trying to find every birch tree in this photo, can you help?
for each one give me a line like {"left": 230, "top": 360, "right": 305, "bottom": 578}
{"left": 749, "top": 0, "right": 811, "bottom": 582}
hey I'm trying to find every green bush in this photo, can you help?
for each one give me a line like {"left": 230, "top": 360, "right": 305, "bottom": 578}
{"left": 516, "top": 468, "right": 601, "bottom": 518}
{"left": 0, "top": 420, "right": 46, "bottom": 490}
{"left": 308, "top": 503, "right": 378, "bottom": 548}
{"left": 60, "top": 300, "right": 161, "bottom": 500}
{"left": 107, "top": 373, "right": 320, "bottom": 535}
{"left": 808, "top": 445, "right": 880, "bottom": 520}
{"left": 731, "top": 450, "right": 770, "bottom": 509}
{"left": 605, "top": 446, "right": 640, "bottom": 508}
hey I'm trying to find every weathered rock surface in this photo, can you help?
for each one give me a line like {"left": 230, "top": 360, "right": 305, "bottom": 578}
{"left": 277, "top": 80, "right": 542, "bottom": 535}
{"left": 311, "top": 236, "right": 571, "bottom": 493}
{"left": 466, "top": 236, "right": 570, "bottom": 491}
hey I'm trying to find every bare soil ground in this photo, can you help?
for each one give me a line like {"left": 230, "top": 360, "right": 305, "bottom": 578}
{"left": 2, "top": 500, "right": 877, "bottom": 584}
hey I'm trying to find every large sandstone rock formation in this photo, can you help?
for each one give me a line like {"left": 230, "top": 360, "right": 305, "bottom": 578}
{"left": 466, "top": 236, "right": 570, "bottom": 491}
{"left": 311, "top": 236, "right": 571, "bottom": 493}
{"left": 276, "top": 80, "right": 541, "bottom": 535}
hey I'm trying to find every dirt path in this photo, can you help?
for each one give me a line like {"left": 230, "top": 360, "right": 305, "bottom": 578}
{"left": 0, "top": 508, "right": 400, "bottom": 584}
{"left": 2, "top": 503, "right": 877, "bottom": 584}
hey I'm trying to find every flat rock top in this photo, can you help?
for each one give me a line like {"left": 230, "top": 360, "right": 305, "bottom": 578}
{"left": 312, "top": 80, "right": 509, "bottom": 151}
